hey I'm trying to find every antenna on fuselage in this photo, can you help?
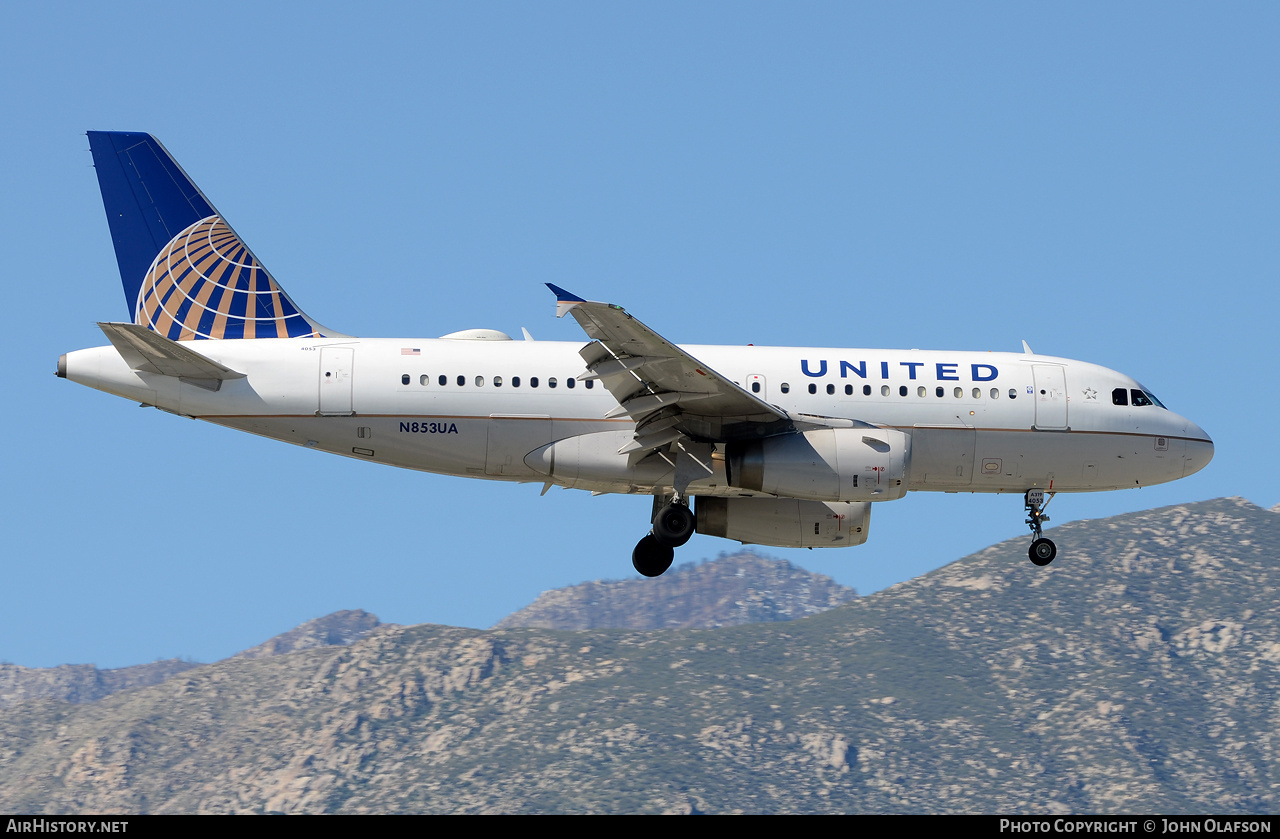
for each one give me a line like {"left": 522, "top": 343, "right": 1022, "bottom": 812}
{"left": 1021, "top": 340, "right": 1034, "bottom": 355}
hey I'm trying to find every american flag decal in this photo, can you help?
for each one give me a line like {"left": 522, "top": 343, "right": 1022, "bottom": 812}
{"left": 401, "top": 348, "right": 421, "bottom": 356}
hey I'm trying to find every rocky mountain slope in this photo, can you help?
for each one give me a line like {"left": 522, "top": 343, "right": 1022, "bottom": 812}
{"left": 0, "top": 558, "right": 848, "bottom": 710}
{"left": 0, "top": 611, "right": 384, "bottom": 709}
{"left": 0, "top": 659, "right": 200, "bottom": 710}
{"left": 0, "top": 498, "right": 1275, "bottom": 814}
{"left": 231, "top": 610, "right": 385, "bottom": 660}
{"left": 494, "top": 552, "right": 856, "bottom": 630}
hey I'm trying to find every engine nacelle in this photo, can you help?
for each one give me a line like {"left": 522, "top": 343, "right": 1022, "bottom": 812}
{"left": 524, "top": 430, "right": 728, "bottom": 493}
{"left": 725, "top": 428, "right": 910, "bottom": 502}
{"left": 696, "top": 497, "right": 871, "bottom": 549}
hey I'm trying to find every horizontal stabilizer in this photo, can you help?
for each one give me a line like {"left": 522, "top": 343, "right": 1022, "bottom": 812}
{"left": 98, "top": 322, "right": 245, "bottom": 390}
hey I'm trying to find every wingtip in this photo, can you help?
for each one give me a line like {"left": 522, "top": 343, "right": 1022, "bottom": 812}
{"left": 547, "top": 283, "right": 587, "bottom": 318}
{"left": 546, "top": 283, "right": 586, "bottom": 302}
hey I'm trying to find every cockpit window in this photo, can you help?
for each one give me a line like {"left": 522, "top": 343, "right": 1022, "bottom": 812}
{"left": 1131, "top": 389, "right": 1165, "bottom": 408}
{"left": 1112, "top": 388, "right": 1128, "bottom": 406}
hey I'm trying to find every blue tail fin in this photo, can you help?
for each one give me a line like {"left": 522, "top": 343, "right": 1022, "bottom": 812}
{"left": 87, "top": 131, "right": 334, "bottom": 340}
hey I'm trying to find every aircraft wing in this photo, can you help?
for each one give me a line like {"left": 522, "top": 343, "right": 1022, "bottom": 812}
{"left": 548, "top": 285, "right": 797, "bottom": 450}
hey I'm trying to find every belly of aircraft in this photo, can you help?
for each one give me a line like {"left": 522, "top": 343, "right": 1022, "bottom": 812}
{"left": 207, "top": 415, "right": 491, "bottom": 477}
{"left": 212, "top": 413, "right": 1186, "bottom": 497}
{"left": 912, "top": 427, "right": 1183, "bottom": 492}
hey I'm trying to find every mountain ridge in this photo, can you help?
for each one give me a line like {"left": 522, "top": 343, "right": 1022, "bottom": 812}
{"left": 0, "top": 496, "right": 1273, "bottom": 813}
{"left": 0, "top": 554, "right": 855, "bottom": 708}
{"left": 494, "top": 552, "right": 856, "bottom": 630}
{"left": 0, "top": 610, "right": 388, "bottom": 710}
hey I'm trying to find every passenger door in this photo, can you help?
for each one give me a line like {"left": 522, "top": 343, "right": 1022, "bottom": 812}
{"left": 1032, "top": 365, "right": 1068, "bottom": 430}
{"left": 318, "top": 347, "right": 354, "bottom": 416}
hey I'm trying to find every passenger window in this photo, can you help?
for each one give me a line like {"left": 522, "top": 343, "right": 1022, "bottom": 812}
{"left": 808, "top": 383, "right": 817, "bottom": 394}
{"left": 512, "top": 377, "right": 521, "bottom": 388}
{"left": 420, "top": 374, "right": 429, "bottom": 386}
{"left": 457, "top": 375, "right": 465, "bottom": 387}
{"left": 899, "top": 385, "right": 908, "bottom": 397}
{"left": 781, "top": 383, "right": 790, "bottom": 394}
{"left": 751, "top": 382, "right": 760, "bottom": 393}
{"left": 401, "top": 374, "right": 410, "bottom": 385}
{"left": 1113, "top": 388, "right": 1128, "bottom": 406}
{"left": 973, "top": 388, "right": 981, "bottom": 399}
{"left": 827, "top": 384, "right": 835, "bottom": 395}
{"left": 475, "top": 376, "right": 484, "bottom": 387}
{"left": 531, "top": 377, "right": 539, "bottom": 388}
{"left": 549, "top": 377, "right": 557, "bottom": 388}
{"left": 566, "top": 378, "right": 575, "bottom": 389}
{"left": 954, "top": 387, "right": 963, "bottom": 398}
{"left": 881, "top": 385, "right": 890, "bottom": 396}
{"left": 585, "top": 380, "right": 594, "bottom": 389}
{"left": 1131, "top": 389, "right": 1153, "bottom": 407}
{"left": 845, "top": 384, "right": 853, "bottom": 395}
{"left": 1008, "top": 388, "right": 1017, "bottom": 400}
{"left": 936, "top": 386, "right": 944, "bottom": 398}
{"left": 990, "top": 388, "right": 999, "bottom": 399}
{"left": 863, "top": 385, "right": 871, "bottom": 396}
{"left": 494, "top": 376, "right": 503, "bottom": 387}
{"left": 438, "top": 375, "right": 447, "bottom": 386}
{"left": 917, "top": 386, "right": 926, "bottom": 397}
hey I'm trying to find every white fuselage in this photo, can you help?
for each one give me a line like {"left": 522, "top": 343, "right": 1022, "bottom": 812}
{"left": 62, "top": 336, "right": 1213, "bottom": 498}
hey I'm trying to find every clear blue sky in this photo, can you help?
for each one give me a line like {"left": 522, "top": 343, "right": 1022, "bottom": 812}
{"left": 2, "top": 3, "right": 1275, "bottom": 668}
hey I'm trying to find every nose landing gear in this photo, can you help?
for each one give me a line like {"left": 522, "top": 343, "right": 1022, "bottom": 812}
{"left": 1024, "top": 489, "right": 1057, "bottom": 566}
{"left": 632, "top": 495, "right": 695, "bottom": 577}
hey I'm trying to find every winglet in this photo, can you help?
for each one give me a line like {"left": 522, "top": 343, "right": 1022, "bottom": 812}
{"left": 546, "top": 283, "right": 586, "bottom": 318}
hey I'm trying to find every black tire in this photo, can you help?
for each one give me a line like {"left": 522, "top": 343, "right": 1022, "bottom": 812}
{"left": 652, "top": 503, "right": 696, "bottom": 548}
{"left": 1028, "top": 538, "right": 1057, "bottom": 566}
{"left": 632, "top": 534, "right": 675, "bottom": 577}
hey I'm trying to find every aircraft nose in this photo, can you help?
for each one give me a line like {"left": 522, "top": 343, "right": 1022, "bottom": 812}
{"left": 1183, "top": 424, "right": 1213, "bottom": 478}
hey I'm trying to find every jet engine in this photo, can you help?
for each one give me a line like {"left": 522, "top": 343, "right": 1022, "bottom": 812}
{"left": 696, "top": 497, "right": 871, "bottom": 548}
{"left": 725, "top": 428, "right": 910, "bottom": 502}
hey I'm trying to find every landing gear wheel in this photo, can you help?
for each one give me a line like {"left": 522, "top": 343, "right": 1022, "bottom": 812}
{"left": 652, "top": 503, "right": 695, "bottom": 548}
{"left": 1029, "top": 538, "right": 1057, "bottom": 566}
{"left": 1023, "top": 489, "right": 1057, "bottom": 567}
{"left": 632, "top": 534, "right": 675, "bottom": 577}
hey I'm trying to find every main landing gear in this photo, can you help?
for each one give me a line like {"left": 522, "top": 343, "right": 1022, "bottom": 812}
{"left": 1024, "top": 488, "right": 1057, "bottom": 566}
{"left": 632, "top": 497, "right": 695, "bottom": 577}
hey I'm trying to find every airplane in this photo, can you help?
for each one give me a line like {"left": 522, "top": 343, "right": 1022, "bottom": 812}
{"left": 58, "top": 131, "right": 1214, "bottom": 577}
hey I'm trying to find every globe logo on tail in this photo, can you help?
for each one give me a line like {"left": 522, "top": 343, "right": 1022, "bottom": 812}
{"left": 137, "top": 215, "right": 324, "bottom": 340}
